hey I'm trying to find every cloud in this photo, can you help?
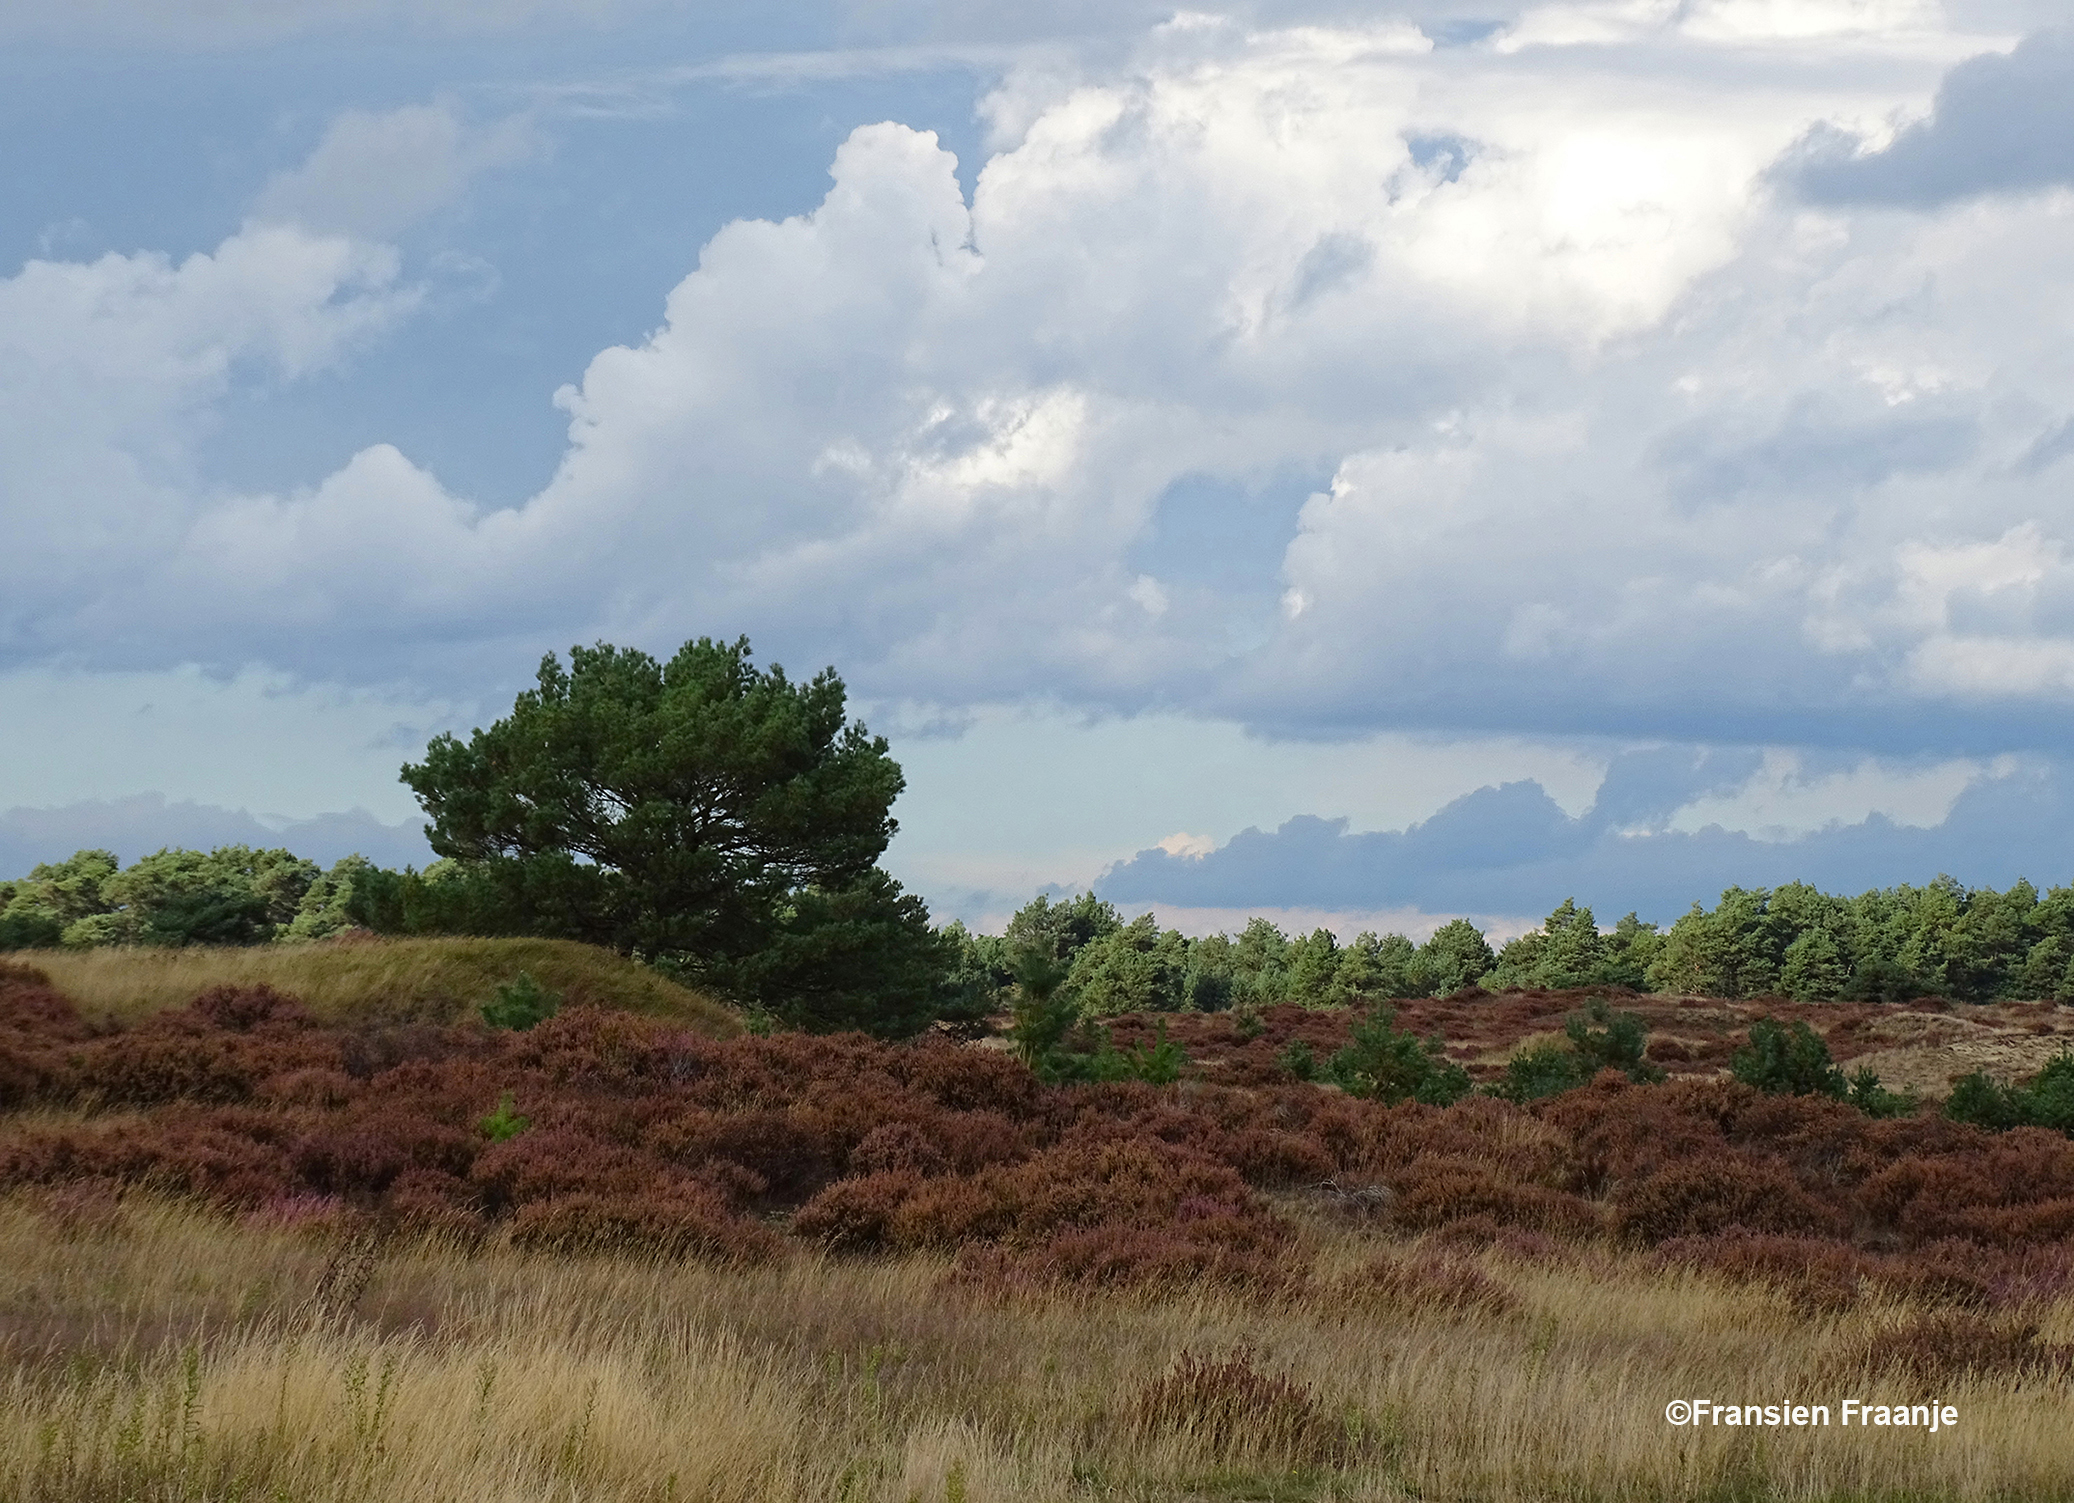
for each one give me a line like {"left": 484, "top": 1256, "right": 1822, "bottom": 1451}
{"left": 0, "top": 225, "right": 414, "bottom": 661}
{"left": 11, "top": 9, "right": 2074, "bottom": 768}
{"left": 252, "top": 105, "right": 537, "bottom": 241}
{"left": 0, "top": 795, "right": 431, "bottom": 877}
{"left": 1095, "top": 753, "right": 2074, "bottom": 923}
{"left": 1785, "top": 30, "right": 2074, "bottom": 206}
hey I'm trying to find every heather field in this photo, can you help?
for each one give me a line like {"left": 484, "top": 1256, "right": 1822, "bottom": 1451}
{"left": 5, "top": 954, "right": 2074, "bottom": 1500}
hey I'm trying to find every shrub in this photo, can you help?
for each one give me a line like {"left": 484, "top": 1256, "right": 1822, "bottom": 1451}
{"left": 1653, "top": 1232, "right": 1879, "bottom": 1313}
{"left": 1616, "top": 1155, "right": 1844, "bottom": 1242}
{"left": 1852, "top": 1313, "right": 2074, "bottom": 1389}
{"left": 481, "top": 970, "right": 561, "bottom": 1031}
{"left": 1354, "top": 1252, "right": 1515, "bottom": 1315}
{"left": 1131, "top": 1350, "right": 1352, "bottom": 1465}
{"left": 1732, "top": 1018, "right": 1845, "bottom": 1098}
{"left": 478, "top": 1090, "right": 530, "bottom": 1143}
{"left": 1326, "top": 1005, "right": 1471, "bottom": 1105}
{"left": 1389, "top": 1160, "right": 1600, "bottom": 1238}
{"left": 188, "top": 983, "right": 311, "bottom": 1032}
{"left": 1493, "top": 1042, "right": 1588, "bottom": 1103}
{"left": 1946, "top": 1052, "right": 2074, "bottom": 1133}
{"left": 1565, "top": 999, "right": 1664, "bottom": 1084}
{"left": 791, "top": 1171, "right": 922, "bottom": 1249}
{"left": 509, "top": 1180, "right": 780, "bottom": 1264}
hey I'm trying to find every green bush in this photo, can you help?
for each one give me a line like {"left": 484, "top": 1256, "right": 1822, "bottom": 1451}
{"left": 1325, "top": 1004, "right": 1471, "bottom": 1105}
{"left": 1084, "top": 1021, "right": 1190, "bottom": 1085}
{"left": 1493, "top": 999, "right": 1663, "bottom": 1103}
{"left": 1494, "top": 1041, "right": 1588, "bottom": 1103}
{"left": 1945, "top": 1052, "right": 2074, "bottom": 1133}
{"left": 478, "top": 1090, "right": 531, "bottom": 1142}
{"left": 1845, "top": 1065, "right": 1917, "bottom": 1120}
{"left": 481, "top": 970, "right": 561, "bottom": 1031}
{"left": 1732, "top": 1018, "right": 1845, "bottom": 1098}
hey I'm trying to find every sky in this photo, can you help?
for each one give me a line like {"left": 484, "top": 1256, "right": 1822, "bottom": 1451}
{"left": 4, "top": 0, "right": 2074, "bottom": 937}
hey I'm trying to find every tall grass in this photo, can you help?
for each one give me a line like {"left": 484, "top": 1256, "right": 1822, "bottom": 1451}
{"left": 16, "top": 936, "right": 736, "bottom": 1032}
{"left": 3, "top": 1196, "right": 2069, "bottom": 1502}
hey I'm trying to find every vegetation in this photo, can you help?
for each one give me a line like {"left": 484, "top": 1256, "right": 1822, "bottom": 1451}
{"left": 5, "top": 936, "right": 733, "bottom": 1031}
{"left": 7, "top": 1197, "right": 2074, "bottom": 1503}
{"left": 13, "top": 635, "right": 2074, "bottom": 1497}
{"left": 1495, "top": 998, "right": 1665, "bottom": 1103}
{"left": 1946, "top": 1051, "right": 2074, "bottom": 1133}
{"left": 7, "top": 950, "right": 2074, "bottom": 1498}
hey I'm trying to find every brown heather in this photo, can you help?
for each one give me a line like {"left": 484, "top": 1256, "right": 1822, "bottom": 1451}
{"left": 5, "top": 959, "right": 2074, "bottom": 1498}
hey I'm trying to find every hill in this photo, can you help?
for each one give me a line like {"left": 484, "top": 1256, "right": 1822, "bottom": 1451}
{"left": 13, "top": 934, "right": 737, "bottom": 1033}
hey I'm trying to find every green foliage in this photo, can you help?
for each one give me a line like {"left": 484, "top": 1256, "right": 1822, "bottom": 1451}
{"left": 1084, "top": 1020, "right": 1190, "bottom": 1084}
{"left": 1325, "top": 1003, "right": 1471, "bottom": 1105}
{"left": 1731, "top": 1018, "right": 1845, "bottom": 1098}
{"left": 1407, "top": 919, "right": 1496, "bottom": 997}
{"left": 399, "top": 634, "right": 904, "bottom": 970}
{"left": 1002, "top": 892, "right": 1122, "bottom": 964}
{"left": 1230, "top": 1003, "right": 1265, "bottom": 1041}
{"left": 1006, "top": 948, "right": 1079, "bottom": 1069}
{"left": 1635, "top": 874, "right": 2074, "bottom": 1005}
{"left": 1493, "top": 998, "right": 1663, "bottom": 1102}
{"left": 0, "top": 846, "right": 329, "bottom": 950}
{"left": 1067, "top": 912, "right": 1189, "bottom": 1017}
{"left": 1598, "top": 912, "right": 1663, "bottom": 988}
{"left": 709, "top": 869, "right": 959, "bottom": 1039}
{"left": 1944, "top": 1052, "right": 2074, "bottom": 1134}
{"left": 1277, "top": 1037, "right": 1318, "bottom": 1082}
{"left": 280, "top": 855, "right": 380, "bottom": 942}
{"left": 478, "top": 1090, "right": 531, "bottom": 1143}
{"left": 1565, "top": 997, "right": 1664, "bottom": 1082}
{"left": 1494, "top": 1042, "right": 1588, "bottom": 1103}
{"left": 1488, "top": 901, "right": 1662, "bottom": 991}
{"left": 480, "top": 970, "right": 562, "bottom": 1031}
{"left": 1003, "top": 944, "right": 1193, "bottom": 1083}
{"left": 0, "top": 849, "right": 117, "bottom": 945}
{"left": 926, "top": 905, "right": 1499, "bottom": 1022}
{"left": 1845, "top": 1066, "right": 1917, "bottom": 1120}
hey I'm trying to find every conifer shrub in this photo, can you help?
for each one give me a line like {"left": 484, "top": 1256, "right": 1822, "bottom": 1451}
{"left": 480, "top": 970, "right": 561, "bottom": 1031}
{"left": 1945, "top": 1052, "right": 2074, "bottom": 1133}
{"left": 1325, "top": 1005, "right": 1470, "bottom": 1105}
{"left": 1732, "top": 1018, "right": 1845, "bottom": 1098}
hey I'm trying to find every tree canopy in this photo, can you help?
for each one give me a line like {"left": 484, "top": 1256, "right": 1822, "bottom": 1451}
{"left": 399, "top": 637, "right": 904, "bottom": 961}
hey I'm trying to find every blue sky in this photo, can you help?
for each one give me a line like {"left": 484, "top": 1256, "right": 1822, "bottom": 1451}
{"left": 5, "top": 0, "right": 2074, "bottom": 937}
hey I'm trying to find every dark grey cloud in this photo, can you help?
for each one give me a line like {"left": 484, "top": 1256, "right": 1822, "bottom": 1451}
{"left": 0, "top": 795, "right": 432, "bottom": 878}
{"left": 1786, "top": 30, "right": 2074, "bottom": 207}
{"left": 1096, "top": 755, "right": 2074, "bottom": 924}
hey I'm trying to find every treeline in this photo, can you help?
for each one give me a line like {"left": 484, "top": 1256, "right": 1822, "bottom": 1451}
{"left": 948, "top": 874, "right": 2074, "bottom": 1017}
{"left": 0, "top": 847, "right": 370, "bottom": 951}
{"left": 12, "top": 849, "right": 2074, "bottom": 1019}
{"left": 944, "top": 894, "right": 1510, "bottom": 1018}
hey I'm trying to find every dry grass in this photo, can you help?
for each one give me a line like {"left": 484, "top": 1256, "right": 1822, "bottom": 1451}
{"left": 4, "top": 1196, "right": 2071, "bottom": 1502}
{"left": 13, "top": 936, "right": 738, "bottom": 1033}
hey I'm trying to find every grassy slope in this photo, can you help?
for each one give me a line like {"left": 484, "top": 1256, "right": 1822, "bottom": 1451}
{"left": 16, "top": 935, "right": 738, "bottom": 1034}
